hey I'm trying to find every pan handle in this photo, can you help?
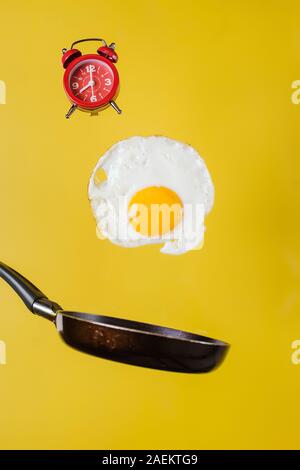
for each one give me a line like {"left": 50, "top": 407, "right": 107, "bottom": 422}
{"left": 0, "top": 262, "right": 61, "bottom": 317}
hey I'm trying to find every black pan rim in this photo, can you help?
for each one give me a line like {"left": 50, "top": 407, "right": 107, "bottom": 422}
{"left": 56, "top": 310, "right": 229, "bottom": 348}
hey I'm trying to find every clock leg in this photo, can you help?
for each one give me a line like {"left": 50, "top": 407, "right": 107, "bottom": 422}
{"left": 65, "top": 104, "right": 77, "bottom": 119}
{"left": 109, "top": 100, "right": 122, "bottom": 114}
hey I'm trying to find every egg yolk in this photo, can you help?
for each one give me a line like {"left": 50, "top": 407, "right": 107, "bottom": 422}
{"left": 129, "top": 186, "right": 183, "bottom": 237}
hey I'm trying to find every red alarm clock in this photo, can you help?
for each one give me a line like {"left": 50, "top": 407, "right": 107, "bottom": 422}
{"left": 62, "top": 38, "right": 122, "bottom": 119}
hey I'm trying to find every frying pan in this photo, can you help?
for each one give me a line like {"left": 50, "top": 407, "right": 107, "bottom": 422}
{"left": 0, "top": 261, "right": 229, "bottom": 373}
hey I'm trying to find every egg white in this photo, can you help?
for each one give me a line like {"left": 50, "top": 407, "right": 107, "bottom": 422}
{"left": 88, "top": 136, "right": 214, "bottom": 255}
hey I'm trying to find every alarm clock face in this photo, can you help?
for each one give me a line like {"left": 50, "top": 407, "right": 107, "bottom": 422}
{"left": 64, "top": 54, "right": 119, "bottom": 110}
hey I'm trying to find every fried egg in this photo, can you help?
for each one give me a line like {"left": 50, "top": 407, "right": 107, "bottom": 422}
{"left": 88, "top": 136, "right": 214, "bottom": 255}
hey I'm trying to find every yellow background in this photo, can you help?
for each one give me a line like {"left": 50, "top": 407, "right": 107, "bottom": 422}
{"left": 0, "top": 0, "right": 299, "bottom": 450}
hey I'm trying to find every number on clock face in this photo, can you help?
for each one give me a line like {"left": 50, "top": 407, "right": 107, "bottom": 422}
{"left": 69, "top": 59, "right": 114, "bottom": 105}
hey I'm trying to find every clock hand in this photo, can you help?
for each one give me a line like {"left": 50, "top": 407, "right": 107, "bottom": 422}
{"left": 76, "top": 68, "right": 96, "bottom": 96}
{"left": 79, "top": 81, "right": 94, "bottom": 93}
{"left": 90, "top": 68, "right": 95, "bottom": 98}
